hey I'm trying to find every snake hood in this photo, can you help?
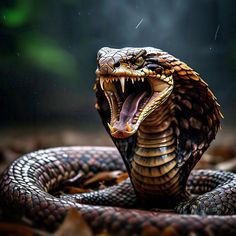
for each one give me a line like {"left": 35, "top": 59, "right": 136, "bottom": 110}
{"left": 94, "top": 47, "right": 222, "bottom": 172}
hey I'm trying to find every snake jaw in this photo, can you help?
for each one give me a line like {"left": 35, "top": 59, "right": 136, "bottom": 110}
{"left": 107, "top": 121, "right": 135, "bottom": 138}
{"left": 95, "top": 47, "right": 175, "bottom": 139}
{"left": 96, "top": 70, "right": 174, "bottom": 139}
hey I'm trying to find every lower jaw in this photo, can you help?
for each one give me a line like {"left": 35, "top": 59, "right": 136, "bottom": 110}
{"left": 109, "top": 86, "right": 173, "bottom": 139}
{"left": 111, "top": 130, "right": 135, "bottom": 139}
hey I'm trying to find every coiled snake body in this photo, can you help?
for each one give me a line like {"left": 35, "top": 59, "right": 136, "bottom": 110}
{"left": 1, "top": 47, "right": 236, "bottom": 235}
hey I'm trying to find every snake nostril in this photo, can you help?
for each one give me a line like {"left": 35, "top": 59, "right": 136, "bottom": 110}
{"left": 114, "top": 62, "right": 120, "bottom": 68}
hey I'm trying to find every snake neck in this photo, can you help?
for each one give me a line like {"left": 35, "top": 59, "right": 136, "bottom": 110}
{"left": 130, "top": 97, "right": 189, "bottom": 208}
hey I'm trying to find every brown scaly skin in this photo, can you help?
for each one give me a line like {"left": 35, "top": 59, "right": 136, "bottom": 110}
{"left": 95, "top": 47, "right": 222, "bottom": 208}
{"left": 0, "top": 47, "right": 236, "bottom": 236}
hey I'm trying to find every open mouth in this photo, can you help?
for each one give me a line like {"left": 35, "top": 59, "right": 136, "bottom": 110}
{"left": 99, "top": 74, "right": 173, "bottom": 138}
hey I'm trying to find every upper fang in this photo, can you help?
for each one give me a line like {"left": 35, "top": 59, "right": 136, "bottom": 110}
{"left": 100, "top": 77, "right": 104, "bottom": 90}
{"left": 120, "top": 77, "right": 125, "bottom": 93}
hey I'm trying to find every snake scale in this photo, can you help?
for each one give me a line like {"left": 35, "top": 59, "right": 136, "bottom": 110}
{"left": 1, "top": 47, "right": 236, "bottom": 236}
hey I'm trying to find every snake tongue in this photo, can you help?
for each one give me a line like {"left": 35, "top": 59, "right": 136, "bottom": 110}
{"left": 113, "top": 91, "right": 148, "bottom": 132}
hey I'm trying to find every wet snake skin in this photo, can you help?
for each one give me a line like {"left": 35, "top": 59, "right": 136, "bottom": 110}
{"left": 1, "top": 47, "right": 236, "bottom": 235}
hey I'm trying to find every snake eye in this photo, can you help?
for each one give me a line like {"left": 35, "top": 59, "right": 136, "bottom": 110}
{"left": 135, "top": 57, "right": 145, "bottom": 67}
{"left": 114, "top": 62, "right": 121, "bottom": 68}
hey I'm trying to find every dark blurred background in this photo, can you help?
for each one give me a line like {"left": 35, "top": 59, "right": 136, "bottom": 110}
{"left": 1, "top": 1, "right": 236, "bottom": 231}
{"left": 0, "top": 0, "right": 236, "bottom": 137}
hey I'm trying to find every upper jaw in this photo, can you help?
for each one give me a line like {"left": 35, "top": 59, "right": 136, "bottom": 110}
{"left": 96, "top": 67, "right": 159, "bottom": 79}
{"left": 96, "top": 68, "right": 174, "bottom": 139}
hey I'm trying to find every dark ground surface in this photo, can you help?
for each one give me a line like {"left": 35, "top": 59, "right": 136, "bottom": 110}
{"left": 0, "top": 125, "right": 235, "bottom": 236}
{"left": 0, "top": 125, "right": 235, "bottom": 174}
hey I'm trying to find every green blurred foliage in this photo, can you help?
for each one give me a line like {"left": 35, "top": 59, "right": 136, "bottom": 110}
{"left": 0, "top": 0, "right": 236, "bottom": 126}
{"left": 21, "top": 34, "right": 78, "bottom": 80}
{"left": 1, "top": 0, "right": 31, "bottom": 27}
{"left": 1, "top": 0, "right": 79, "bottom": 83}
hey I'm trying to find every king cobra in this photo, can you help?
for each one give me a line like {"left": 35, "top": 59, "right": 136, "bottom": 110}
{"left": 1, "top": 47, "right": 236, "bottom": 236}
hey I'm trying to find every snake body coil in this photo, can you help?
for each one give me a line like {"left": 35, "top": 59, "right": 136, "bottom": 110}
{"left": 1, "top": 47, "right": 236, "bottom": 235}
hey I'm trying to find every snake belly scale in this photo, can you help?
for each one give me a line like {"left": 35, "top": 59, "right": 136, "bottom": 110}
{"left": 1, "top": 47, "right": 236, "bottom": 236}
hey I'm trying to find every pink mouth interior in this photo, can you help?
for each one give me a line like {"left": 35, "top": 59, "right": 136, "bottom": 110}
{"left": 113, "top": 90, "right": 149, "bottom": 131}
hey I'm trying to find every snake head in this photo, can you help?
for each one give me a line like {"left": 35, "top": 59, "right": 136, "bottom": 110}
{"left": 94, "top": 47, "right": 174, "bottom": 139}
{"left": 95, "top": 46, "right": 223, "bottom": 176}
{"left": 95, "top": 47, "right": 223, "bottom": 170}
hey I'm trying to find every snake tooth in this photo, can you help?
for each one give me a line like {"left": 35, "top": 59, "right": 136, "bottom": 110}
{"left": 120, "top": 77, "right": 125, "bottom": 93}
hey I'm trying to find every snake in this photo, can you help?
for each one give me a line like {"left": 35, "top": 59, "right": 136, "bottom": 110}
{"left": 1, "top": 47, "right": 236, "bottom": 236}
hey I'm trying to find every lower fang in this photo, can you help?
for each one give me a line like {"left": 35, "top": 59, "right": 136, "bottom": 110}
{"left": 126, "top": 122, "right": 133, "bottom": 132}
{"left": 107, "top": 123, "right": 115, "bottom": 133}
